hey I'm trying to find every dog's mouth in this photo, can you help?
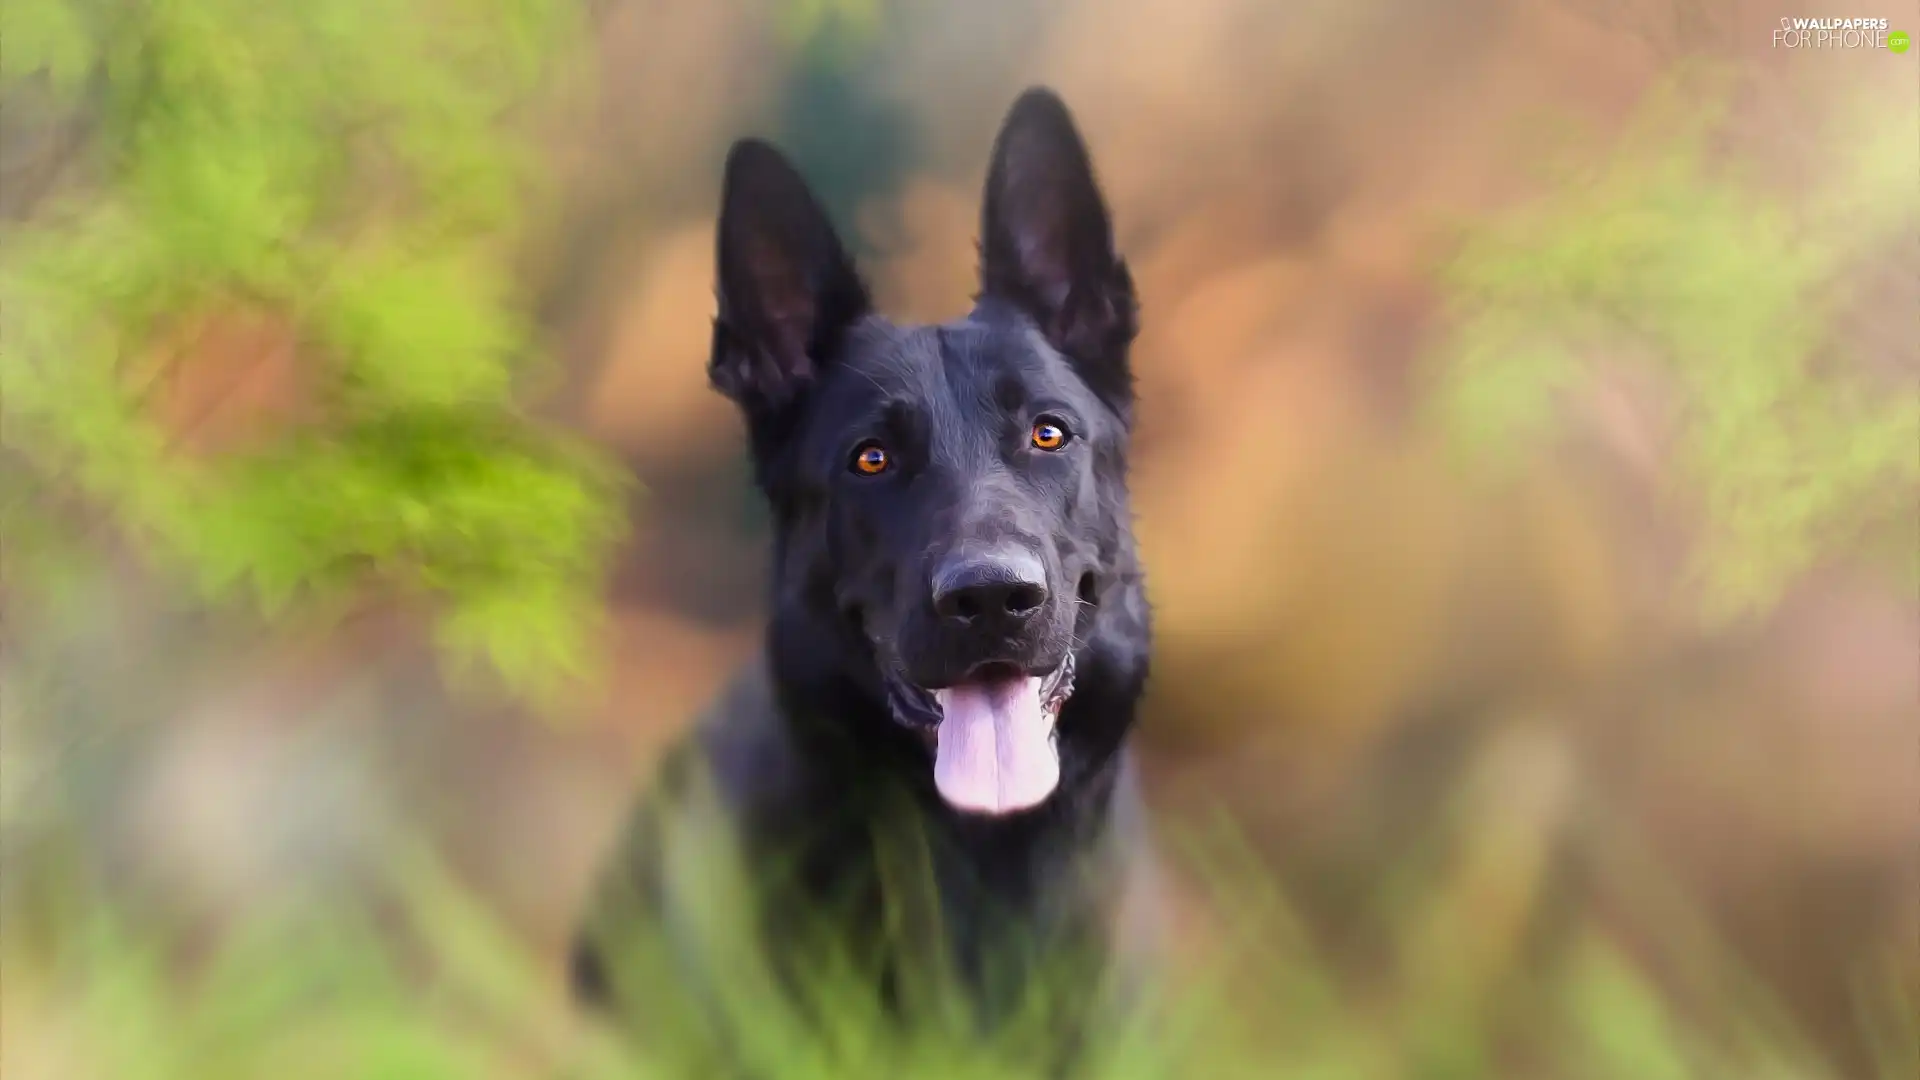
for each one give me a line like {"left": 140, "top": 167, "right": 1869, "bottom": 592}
{"left": 886, "top": 654, "right": 1076, "bottom": 817}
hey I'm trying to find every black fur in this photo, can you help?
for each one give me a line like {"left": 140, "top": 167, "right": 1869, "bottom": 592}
{"left": 571, "top": 87, "right": 1158, "bottom": 1065}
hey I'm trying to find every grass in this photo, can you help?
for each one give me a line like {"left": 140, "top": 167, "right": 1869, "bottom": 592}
{"left": 3, "top": 819, "right": 1910, "bottom": 1080}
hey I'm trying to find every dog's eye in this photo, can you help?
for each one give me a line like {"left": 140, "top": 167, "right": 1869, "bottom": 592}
{"left": 1029, "top": 419, "right": 1070, "bottom": 451}
{"left": 850, "top": 442, "right": 891, "bottom": 475}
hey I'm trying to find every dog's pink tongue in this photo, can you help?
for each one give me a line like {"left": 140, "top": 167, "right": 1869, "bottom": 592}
{"left": 933, "top": 676, "right": 1058, "bottom": 815}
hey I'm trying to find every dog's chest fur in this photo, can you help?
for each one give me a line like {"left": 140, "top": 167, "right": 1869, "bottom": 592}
{"left": 688, "top": 661, "right": 1156, "bottom": 1007}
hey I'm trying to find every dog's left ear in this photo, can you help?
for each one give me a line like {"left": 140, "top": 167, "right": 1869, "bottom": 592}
{"left": 978, "top": 88, "right": 1139, "bottom": 416}
{"left": 710, "top": 138, "right": 872, "bottom": 420}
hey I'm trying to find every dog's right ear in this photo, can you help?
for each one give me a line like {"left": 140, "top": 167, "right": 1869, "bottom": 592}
{"left": 709, "top": 139, "right": 871, "bottom": 419}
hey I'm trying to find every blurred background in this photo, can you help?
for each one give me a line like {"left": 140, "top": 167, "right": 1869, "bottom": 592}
{"left": 2, "top": 0, "right": 1915, "bottom": 1077}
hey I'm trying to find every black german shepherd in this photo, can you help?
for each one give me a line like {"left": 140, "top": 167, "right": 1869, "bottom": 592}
{"left": 570, "top": 87, "right": 1158, "bottom": 1065}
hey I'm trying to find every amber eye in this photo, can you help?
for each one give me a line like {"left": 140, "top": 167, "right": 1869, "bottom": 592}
{"left": 1030, "top": 419, "right": 1069, "bottom": 451}
{"left": 851, "top": 442, "right": 891, "bottom": 475}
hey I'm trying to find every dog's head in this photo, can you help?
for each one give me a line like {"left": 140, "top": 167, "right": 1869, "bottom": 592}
{"left": 708, "top": 88, "right": 1141, "bottom": 818}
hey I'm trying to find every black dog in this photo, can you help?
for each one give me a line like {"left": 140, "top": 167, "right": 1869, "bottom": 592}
{"left": 570, "top": 87, "right": 1159, "bottom": 1064}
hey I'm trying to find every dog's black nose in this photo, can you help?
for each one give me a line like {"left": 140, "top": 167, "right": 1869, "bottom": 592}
{"left": 932, "top": 550, "right": 1049, "bottom": 628}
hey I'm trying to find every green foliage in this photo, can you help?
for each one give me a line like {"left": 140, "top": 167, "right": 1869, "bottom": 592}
{"left": 0, "top": 0, "right": 625, "bottom": 702}
{"left": 773, "top": 0, "right": 889, "bottom": 52}
{"left": 5, "top": 835, "right": 1907, "bottom": 1080}
{"left": 1427, "top": 69, "right": 1919, "bottom": 624}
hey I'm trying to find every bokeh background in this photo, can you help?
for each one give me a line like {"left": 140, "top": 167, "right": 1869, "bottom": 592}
{"left": 3, "top": 0, "right": 1916, "bottom": 1077}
